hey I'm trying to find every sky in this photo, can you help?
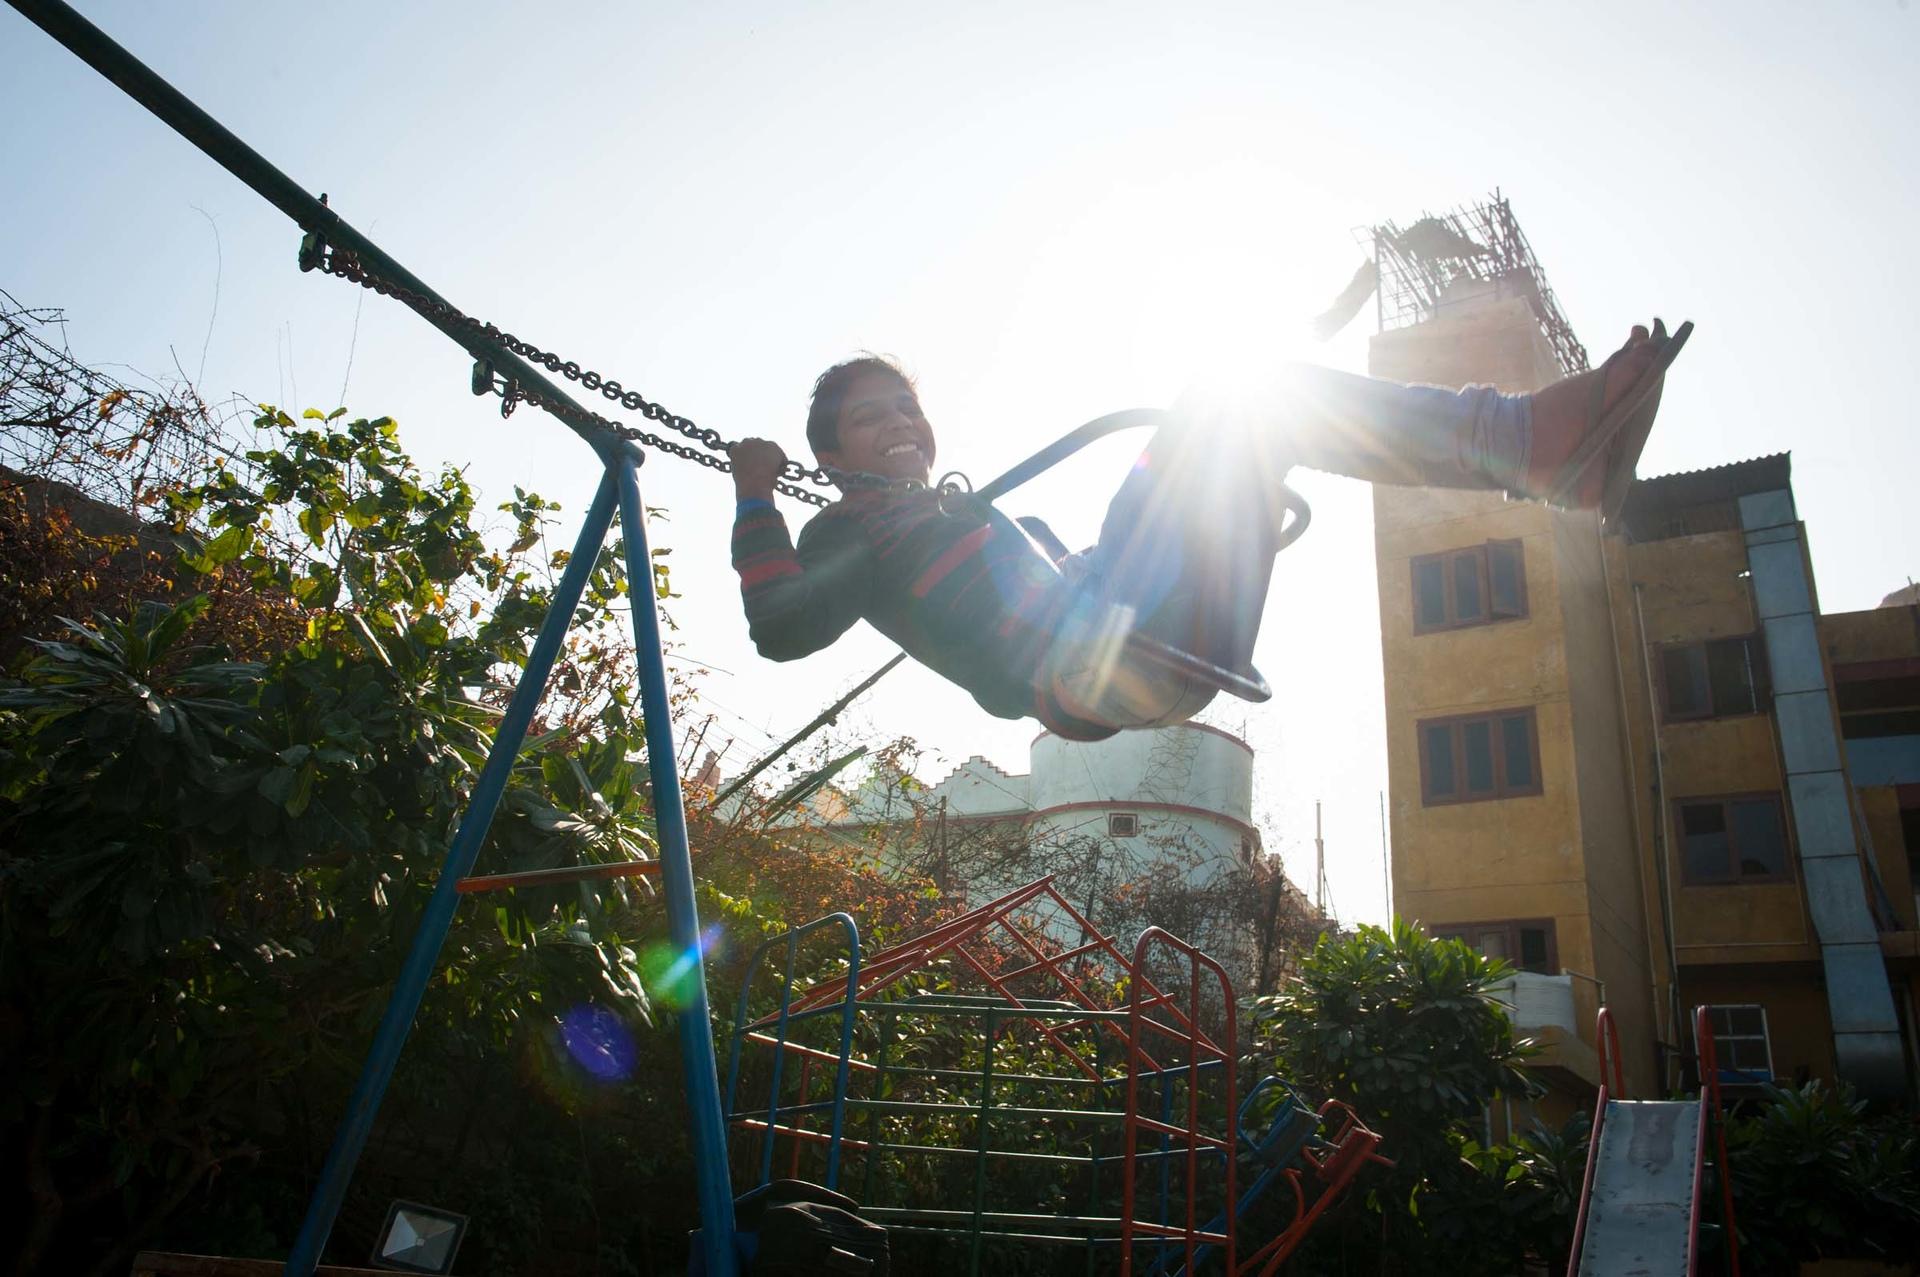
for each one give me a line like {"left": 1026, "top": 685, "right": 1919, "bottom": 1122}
{"left": 4, "top": 0, "right": 1917, "bottom": 926}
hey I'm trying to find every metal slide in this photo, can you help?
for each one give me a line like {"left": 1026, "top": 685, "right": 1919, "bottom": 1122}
{"left": 1567, "top": 1008, "right": 1740, "bottom": 1277}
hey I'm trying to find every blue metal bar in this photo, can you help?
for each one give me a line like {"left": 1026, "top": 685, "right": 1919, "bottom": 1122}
{"left": 1171, "top": 1081, "right": 1324, "bottom": 1276}
{"left": 759, "top": 928, "right": 802, "bottom": 1185}
{"left": 285, "top": 470, "right": 620, "bottom": 1276}
{"left": 723, "top": 912, "right": 861, "bottom": 1191}
{"left": 823, "top": 920, "right": 860, "bottom": 1189}
{"left": 612, "top": 447, "right": 737, "bottom": 1277}
{"left": 1156, "top": 1069, "right": 1175, "bottom": 1273}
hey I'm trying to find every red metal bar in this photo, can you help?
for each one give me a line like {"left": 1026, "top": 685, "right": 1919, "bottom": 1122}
{"left": 787, "top": 1055, "right": 814, "bottom": 1180}
{"left": 1186, "top": 957, "right": 1201, "bottom": 1275}
{"left": 1126, "top": 1221, "right": 1230, "bottom": 1243}
{"left": 954, "top": 946, "right": 1103, "bottom": 1081}
{"left": 1129, "top": 1115, "right": 1228, "bottom": 1148}
{"left": 454, "top": 859, "right": 657, "bottom": 893}
{"left": 1693, "top": 1005, "right": 1742, "bottom": 1277}
{"left": 735, "top": 1118, "right": 871, "bottom": 1151}
{"left": 775, "top": 878, "right": 1060, "bottom": 1019}
{"left": 743, "top": 1032, "right": 879, "bottom": 1072}
{"left": 1122, "top": 927, "right": 1236, "bottom": 1277}
{"left": 998, "top": 937, "right": 1105, "bottom": 984}
{"left": 1237, "top": 1103, "right": 1391, "bottom": 1275}
{"left": 1566, "top": 1007, "right": 1623, "bottom": 1277}
{"left": 1038, "top": 883, "right": 1217, "bottom": 1053}
{"left": 981, "top": 915, "right": 1163, "bottom": 1069}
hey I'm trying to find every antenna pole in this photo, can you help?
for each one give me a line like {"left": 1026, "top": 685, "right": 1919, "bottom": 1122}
{"left": 1314, "top": 800, "right": 1326, "bottom": 916}
{"left": 1379, "top": 790, "right": 1391, "bottom": 922}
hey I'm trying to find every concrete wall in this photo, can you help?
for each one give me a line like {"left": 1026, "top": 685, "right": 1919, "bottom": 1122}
{"left": 1619, "top": 527, "right": 1821, "bottom": 967}
{"left": 1824, "top": 605, "right": 1920, "bottom": 666}
{"left": 1551, "top": 505, "right": 1659, "bottom": 1095}
{"left": 1030, "top": 723, "right": 1258, "bottom": 890}
{"left": 922, "top": 755, "right": 1031, "bottom": 818}
{"left": 1372, "top": 294, "right": 1661, "bottom": 1093}
{"left": 1030, "top": 724, "right": 1254, "bottom": 826}
{"left": 1683, "top": 966, "right": 1839, "bottom": 1086}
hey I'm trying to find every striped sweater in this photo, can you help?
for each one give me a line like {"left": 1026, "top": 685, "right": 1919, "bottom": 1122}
{"left": 732, "top": 487, "right": 1114, "bottom": 737}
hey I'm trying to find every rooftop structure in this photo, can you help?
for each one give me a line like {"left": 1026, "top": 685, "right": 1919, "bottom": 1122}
{"left": 1366, "top": 190, "right": 1589, "bottom": 377}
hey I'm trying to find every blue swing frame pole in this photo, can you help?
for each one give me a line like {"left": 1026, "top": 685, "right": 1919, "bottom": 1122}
{"left": 612, "top": 444, "right": 739, "bottom": 1277}
{"left": 285, "top": 470, "right": 622, "bottom": 1275}
{"left": 5, "top": 5, "right": 743, "bottom": 1268}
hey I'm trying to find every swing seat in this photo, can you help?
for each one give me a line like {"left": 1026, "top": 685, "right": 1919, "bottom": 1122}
{"left": 1124, "top": 633, "right": 1273, "bottom": 704}
{"left": 986, "top": 408, "right": 1305, "bottom": 709}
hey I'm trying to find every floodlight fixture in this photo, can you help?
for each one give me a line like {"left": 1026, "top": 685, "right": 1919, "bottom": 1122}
{"left": 370, "top": 1200, "right": 468, "bottom": 1274}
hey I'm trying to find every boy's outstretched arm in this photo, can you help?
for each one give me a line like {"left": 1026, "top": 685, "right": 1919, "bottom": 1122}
{"left": 729, "top": 438, "right": 872, "bottom": 661}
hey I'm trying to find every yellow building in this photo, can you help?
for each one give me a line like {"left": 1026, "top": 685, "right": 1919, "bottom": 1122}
{"left": 1369, "top": 196, "right": 1917, "bottom": 1116}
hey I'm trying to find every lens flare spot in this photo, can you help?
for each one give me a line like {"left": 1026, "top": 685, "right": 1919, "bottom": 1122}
{"left": 560, "top": 1004, "right": 637, "bottom": 1082}
{"left": 639, "top": 936, "right": 708, "bottom": 1011}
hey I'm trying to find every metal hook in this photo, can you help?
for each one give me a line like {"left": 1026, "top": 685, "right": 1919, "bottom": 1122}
{"left": 933, "top": 469, "right": 975, "bottom": 517}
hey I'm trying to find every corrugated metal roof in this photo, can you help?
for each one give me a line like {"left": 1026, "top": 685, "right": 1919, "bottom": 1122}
{"left": 1619, "top": 453, "right": 1792, "bottom": 542}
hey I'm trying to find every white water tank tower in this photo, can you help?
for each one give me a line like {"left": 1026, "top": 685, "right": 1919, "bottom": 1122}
{"left": 1027, "top": 722, "right": 1260, "bottom": 886}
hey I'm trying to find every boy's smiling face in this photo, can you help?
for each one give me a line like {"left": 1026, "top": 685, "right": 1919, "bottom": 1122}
{"left": 818, "top": 368, "right": 936, "bottom": 485}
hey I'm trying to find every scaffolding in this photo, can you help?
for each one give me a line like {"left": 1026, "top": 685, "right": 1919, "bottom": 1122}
{"left": 1366, "top": 190, "right": 1589, "bottom": 377}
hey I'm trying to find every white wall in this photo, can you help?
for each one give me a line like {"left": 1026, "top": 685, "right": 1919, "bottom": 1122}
{"left": 1029, "top": 724, "right": 1254, "bottom": 825}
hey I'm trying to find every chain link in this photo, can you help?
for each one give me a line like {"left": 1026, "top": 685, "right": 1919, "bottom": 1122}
{"left": 314, "top": 245, "right": 837, "bottom": 507}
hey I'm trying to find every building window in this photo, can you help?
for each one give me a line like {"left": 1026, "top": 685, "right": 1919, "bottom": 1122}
{"left": 1659, "top": 635, "right": 1769, "bottom": 720}
{"left": 1705, "top": 1004, "right": 1773, "bottom": 1083}
{"left": 1107, "top": 813, "right": 1139, "bottom": 838}
{"left": 1412, "top": 540, "right": 1527, "bottom": 633}
{"left": 1419, "top": 708, "right": 1542, "bottom": 805}
{"left": 1675, "top": 794, "right": 1792, "bottom": 884}
{"left": 1431, "top": 919, "right": 1557, "bottom": 974}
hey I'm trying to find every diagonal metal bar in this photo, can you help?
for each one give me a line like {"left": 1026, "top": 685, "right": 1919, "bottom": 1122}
{"left": 613, "top": 448, "right": 738, "bottom": 1277}
{"left": 283, "top": 471, "right": 619, "bottom": 1274}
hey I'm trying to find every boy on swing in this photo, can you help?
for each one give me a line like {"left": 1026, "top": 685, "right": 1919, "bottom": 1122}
{"left": 729, "top": 322, "right": 1689, "bottom": 742}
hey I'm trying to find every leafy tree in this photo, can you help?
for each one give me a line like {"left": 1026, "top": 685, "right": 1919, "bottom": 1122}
{"left": 1251, "top": 920, "right": 1547, "bottom": 1274}
{"left": 0, "top": 406, "right": 671, "bottom": 1274}
{"left": 0, "top": 381, "right": 965, "bottom": 1275}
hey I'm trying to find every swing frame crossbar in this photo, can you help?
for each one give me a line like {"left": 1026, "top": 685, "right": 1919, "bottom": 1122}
{"left": 4, "top": 2, "right": 740, "bottom": 1273}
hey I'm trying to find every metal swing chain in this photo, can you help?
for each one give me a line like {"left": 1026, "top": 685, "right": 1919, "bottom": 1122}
{"left": 308, "top": 241, "right": 839, "bottom": 507}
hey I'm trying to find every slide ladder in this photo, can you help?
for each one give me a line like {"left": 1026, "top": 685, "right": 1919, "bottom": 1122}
{"left": 1566, "top": 1007, "right": 1740, "bottom": 1277}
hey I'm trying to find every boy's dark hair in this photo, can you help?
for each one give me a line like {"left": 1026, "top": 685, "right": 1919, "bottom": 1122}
{"left": 806, "top": 355, "right": 915, "bottom": 457}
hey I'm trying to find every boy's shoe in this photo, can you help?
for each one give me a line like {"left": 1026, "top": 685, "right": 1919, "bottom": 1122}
{"left": 1525, "top": 319, "right": 1694, "bottom": 525}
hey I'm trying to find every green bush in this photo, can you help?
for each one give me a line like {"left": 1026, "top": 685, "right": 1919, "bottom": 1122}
{"left": 1251, "top": 920, "right": 1554, "bottom": 1274}
{"left": 1715, "top": 1080, "right": 1920, "bottom": 1272}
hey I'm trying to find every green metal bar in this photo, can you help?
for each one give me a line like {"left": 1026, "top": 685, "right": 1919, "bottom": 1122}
{"left": 744, "top": 999, "right": 866, "bottom": 1033}
{"left": 867, "top": 1208, "right": 1125, "bottom": 1230}
{"left": 969, "top": 1010, "right": 999, "bottom": 1277}
{"left": 1084, "top": 1028, "right": 1108, "bottom": 1277}
{"left": 847, "top": 1143, "right": 1101, "bottom": 1166}
{"left": 888, "top": 1229, "right": 1119, "bottom": 1246}
{"left": 728, "top": 1099, "right": 843, "bottom": 1121}
{"left": 861, "top": 1006, "right": 895, "bottom": 1207}
{"left": 841, "top": 1099, "right": 1126, "bottom": 1122}
{"left": 907, "top": 1067, "right": 1112, "bottom": 1087}
{"left": 860, "top": 1003, "right": 1135, "bottom": 1023}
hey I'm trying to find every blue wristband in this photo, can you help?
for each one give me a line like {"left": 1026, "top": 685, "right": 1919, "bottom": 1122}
{"left": 735, "top": 497, "right": 775, "bottom": 517}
